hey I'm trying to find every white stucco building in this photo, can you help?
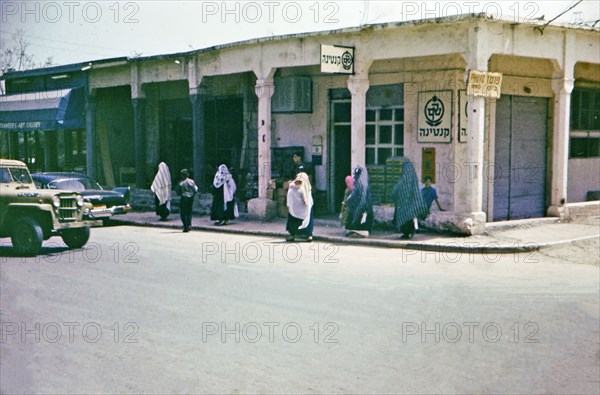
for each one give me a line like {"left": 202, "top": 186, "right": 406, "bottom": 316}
{"left": 2, "top": 14, "right": 599, "bottom": 234}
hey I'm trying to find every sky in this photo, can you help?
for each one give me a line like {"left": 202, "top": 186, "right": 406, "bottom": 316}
{"left": 1, "top": 0, "right": 599, "bottom": 67}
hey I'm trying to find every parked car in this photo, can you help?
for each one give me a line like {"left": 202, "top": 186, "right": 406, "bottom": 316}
{"left": 31, "top": 172, "right": 132, "bottom": 221}
{"left": 1, "top": 160, "right": 96, "bottom": 255}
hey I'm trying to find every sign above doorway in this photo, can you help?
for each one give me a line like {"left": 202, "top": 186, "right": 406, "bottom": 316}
{"left": 320, "top": 45, "right": 354, "bottom": 74}
{"left": 467, "top": 70, "right": 503, "bottom": 99}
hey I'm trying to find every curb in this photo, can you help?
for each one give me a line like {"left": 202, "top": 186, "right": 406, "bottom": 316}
{"left": 109, "top": 217, "right": 599, "bottom": 254}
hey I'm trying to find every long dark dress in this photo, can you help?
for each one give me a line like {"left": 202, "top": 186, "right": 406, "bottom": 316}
{"left": 344, "top": 166, "right": 374, "bottom": 234}
{"left": 390, "top": 159, "right": 429, "bottom": 237}
{"left": 286, "top": 208, "right": 314, "bottom": 237}
{"left": 211, "top": 185, "right": 236, "bottom": 221}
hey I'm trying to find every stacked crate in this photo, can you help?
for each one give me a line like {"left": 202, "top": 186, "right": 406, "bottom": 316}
{"left": 276, "top": 180, "right": 290, "bottom": 218}
{"left": 266, "top": 179, "right": 290, "bottom": 218}
{"left": 385, "top": 157, "right": 404, "bottom": 202}
{"left": 367, "top": 165, "right": 386, "bottom": 205}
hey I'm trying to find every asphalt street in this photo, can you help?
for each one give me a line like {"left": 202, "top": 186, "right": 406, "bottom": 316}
{"left": 1, "top": 225, "right": 599, "bottom": 394}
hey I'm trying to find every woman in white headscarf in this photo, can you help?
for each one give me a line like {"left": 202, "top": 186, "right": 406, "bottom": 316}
{"left": 151, "top": 162, "right": 171, "bottom": 221}
{"left": 286, "top": 172, "right": 314, "bottom": 242}
{"left": 211, "top": 164, "right": 238, "bottom": 225}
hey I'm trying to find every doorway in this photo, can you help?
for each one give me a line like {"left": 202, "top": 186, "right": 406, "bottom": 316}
{"left": 330, "top": 99, "right": 352, "bottom": 213}
{"left": 203, "top": 97, "right": 244, "bottom": 186}
{"left": 160, "top": 99, "right": 193, "bottom": 182}
{"left": 493, "top": 95, "right": 549, "bottom": 220}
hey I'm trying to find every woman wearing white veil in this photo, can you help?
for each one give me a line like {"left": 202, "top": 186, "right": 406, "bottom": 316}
{"left": 211, "top": 164, "right": 238, "bottom": 225}
{"left": 286, "top": 172, "right": 314, "bottom": 242}
{"left": 151, "top": 162, "right": 171, "bottom": 221}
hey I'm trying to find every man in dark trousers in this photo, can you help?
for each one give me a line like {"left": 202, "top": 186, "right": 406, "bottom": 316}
{"left": 176, "top": 169, "right": 198, "bottom": 232}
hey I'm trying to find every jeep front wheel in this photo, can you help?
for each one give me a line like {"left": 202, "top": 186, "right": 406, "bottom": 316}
{"left": 11, "top": 218, "right": 44, "bottom": 256}
{"left": 61, "top": 227, "right": 91, "bottom": 249}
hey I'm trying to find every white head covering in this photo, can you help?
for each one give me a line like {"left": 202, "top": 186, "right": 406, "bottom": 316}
{"left": 151, "top": 162, "right": 171, "bottom": 209}
{"left": 213, "top": 164, "right": 237, "bottom": 210}
{"left": 286, "top": 172, "right": 313, "bottom": 229}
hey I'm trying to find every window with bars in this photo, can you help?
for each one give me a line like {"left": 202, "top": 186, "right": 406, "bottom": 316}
{"left": 365, "top": 107, "right": 404, "bottom": 165}
{"left": 570, "top": 88, "right": 600, "bottom": 158}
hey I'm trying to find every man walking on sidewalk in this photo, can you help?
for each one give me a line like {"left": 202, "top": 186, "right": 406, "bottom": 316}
{"left": 176, "top": 169, "right": 198, "bottom": 232}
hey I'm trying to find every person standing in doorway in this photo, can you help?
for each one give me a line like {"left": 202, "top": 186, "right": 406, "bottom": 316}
{"left": 151, "top": 162, "right": 171, "bottom": 221}
{"left": 211, "top": 164, "right": 238, "bottom": 226}
{"left": 176, "top": 169, "right": 198, "bottom": 232}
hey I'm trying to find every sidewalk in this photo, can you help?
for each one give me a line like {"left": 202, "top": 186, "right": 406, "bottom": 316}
{"left": 109, "top": 211, "right": 600, "bottom": 253}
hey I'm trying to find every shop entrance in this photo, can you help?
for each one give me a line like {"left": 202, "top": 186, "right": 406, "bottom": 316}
{"left": 330, "top": 99, "right": 352, "bottom": 213}
{"left": 493, "top": 95, "right": 548, "bottom": 220}
{"left": 160, "top": 99, "right": 193, "bottom": 182}
{"left": 203, "top": 97, "right": 244, "bottom": 185}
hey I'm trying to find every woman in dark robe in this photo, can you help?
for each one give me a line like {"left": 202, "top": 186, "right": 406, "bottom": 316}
{"left": 344, "top": 166, "right": 374, "bottom": 237}
{"left": 390, "top": 159, "right": 429, "bottom": 239}
{"left": 211, "top": 164, "right": 238, "bottom": 225}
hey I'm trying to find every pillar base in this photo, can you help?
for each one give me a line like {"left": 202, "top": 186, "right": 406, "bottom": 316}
{"left": 424, "top": 211, "right": 487, "bottom": 235}
{"left": 247, "top": 198, "right": 277, "bottom": 221}
{"left": 547, "top": 205, "right": 569, "bottom": 221}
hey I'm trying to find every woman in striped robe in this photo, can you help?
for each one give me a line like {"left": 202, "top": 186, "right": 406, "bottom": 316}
{"left": 390, "top": 159, "right": 429, "bottom": 239}
{"left": 344, "top": 166, "right": 373, "bottom": 238}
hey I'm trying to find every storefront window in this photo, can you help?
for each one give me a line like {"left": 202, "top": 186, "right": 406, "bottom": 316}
{"left": 5, "top": 130, "right": 86, "bottom": 172}
{"left": 570, "top": 88, "right": 600, "bottom": 158}
{"left": 365, "top": 106, "right": 404, "bottom": 165}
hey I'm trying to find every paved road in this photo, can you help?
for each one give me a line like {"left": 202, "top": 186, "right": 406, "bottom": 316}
{"left": 1, "top": 226, "right": 599, "bottom": 394}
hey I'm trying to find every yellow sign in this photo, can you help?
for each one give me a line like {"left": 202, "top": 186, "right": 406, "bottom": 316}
{"left": 467, "top": 70, "right": 503, "bottom": 99}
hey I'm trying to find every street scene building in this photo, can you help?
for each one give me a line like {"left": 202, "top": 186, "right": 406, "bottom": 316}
{"left": 1, "top": 13, "right": 599, "bottom": 234}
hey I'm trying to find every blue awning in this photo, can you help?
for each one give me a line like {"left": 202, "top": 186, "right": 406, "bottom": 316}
{"left": 0, "top": 88, "right": 85, "bottom": 131}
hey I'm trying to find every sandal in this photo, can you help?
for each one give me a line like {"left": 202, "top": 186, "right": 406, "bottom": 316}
{"left": 306, "top": 236, "right": 313, "bottom": 242}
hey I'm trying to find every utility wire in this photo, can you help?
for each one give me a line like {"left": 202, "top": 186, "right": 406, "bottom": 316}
{"left": 534, "top": 0, "right": 583, "bottom": 35}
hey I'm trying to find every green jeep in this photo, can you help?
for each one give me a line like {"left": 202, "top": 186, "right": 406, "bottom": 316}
{"left": 0, "top": 159, "right": 99, "bottom": 255}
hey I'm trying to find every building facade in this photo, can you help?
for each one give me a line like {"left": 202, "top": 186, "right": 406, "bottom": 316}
{"left": 1, "top": 15, "right": 599, "bottom": 234}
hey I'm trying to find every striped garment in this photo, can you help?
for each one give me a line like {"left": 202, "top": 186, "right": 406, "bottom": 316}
{"left": 390, "top": 159, "right": 429, "bottom": 230}
{"left": 344, "top": 166, "right": 373, "bottom": 231}
{"left": 151, "top": 162, "right": 172, "bottom": 208}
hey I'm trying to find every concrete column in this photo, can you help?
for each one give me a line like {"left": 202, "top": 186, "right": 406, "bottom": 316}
{"left": 548, "top": 78, "right": 574, "bottom": 217}
{"left": 465, "top": 95, "right": 486, "bottom": 214}
{"left": 459, "top": 24, "right": 489, "bottom": 234}
{"left": 347, "top": 76, "right": 369, "bottom": 169}
{"left": 190, "top": 86, "right": 206, "bottom": 188}
{"left": 548, "top": 30, "right": 576, "bottom": 218}
{"left": 131, "top": 64, "right": 147, "bottom": 188}
{"left": 132, "top": 98, "right": 146, "bottom": 188}
{"left": 85, "top": 91, "right": 96, "bottom": 179}
{"left": 256, "top": 78, "right": 275, "bottom": 197}
{"left": 247, "top": 77, "right": 277, "bottom": 219}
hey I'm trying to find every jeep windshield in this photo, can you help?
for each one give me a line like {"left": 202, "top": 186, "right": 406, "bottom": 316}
{"left": 4, "top": 168, "right": 33, "bottom": 184}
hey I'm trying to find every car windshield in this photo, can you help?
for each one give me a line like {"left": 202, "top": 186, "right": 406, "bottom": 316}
{"left": 48, "top": 177, "right": 103, "bottom": 191}
{"left": 7, "top": 168, "right": 33, "bottom": 184}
